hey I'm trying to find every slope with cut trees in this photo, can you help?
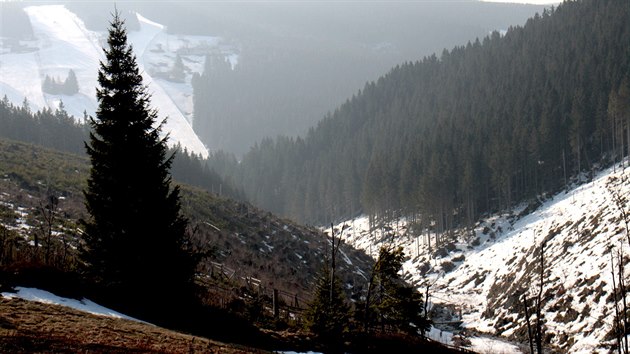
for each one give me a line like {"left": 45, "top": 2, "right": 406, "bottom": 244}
{"left": 0, "top": 136, "right": 379, "bottom": 351}
{"left": 208, "top": 0, "right": 630, "bottom": 230}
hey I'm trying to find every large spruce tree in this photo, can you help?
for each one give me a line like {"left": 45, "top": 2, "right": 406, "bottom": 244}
{"left": 82, "top": 12, "right": 195, "bottom": 317}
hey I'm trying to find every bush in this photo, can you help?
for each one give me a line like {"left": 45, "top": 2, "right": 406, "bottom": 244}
{"left": 452, "top": 255, "right": 465, "bottom": 263}
{"left": 434, "top": 247, "right": 448, "bottom": 258}
{"left": 418, "top": 262, "right": 431, "bottom": 275}
{"left": 441, "top": 261, "right": 455, "bottom": 273}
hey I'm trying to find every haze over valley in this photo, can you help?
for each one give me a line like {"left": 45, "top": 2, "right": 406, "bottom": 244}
{"left": 1, "top": 1, "right": 629, "bottom": 353}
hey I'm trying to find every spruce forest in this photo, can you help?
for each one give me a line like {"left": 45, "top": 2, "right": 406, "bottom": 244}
{"left": 207, "top": 0, "right": 630, "bottom": 229}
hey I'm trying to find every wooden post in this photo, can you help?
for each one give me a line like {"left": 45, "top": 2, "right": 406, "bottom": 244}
{"left": 523, "top": 295, "right": 534, "bottom": 354}
{"left": 273, "top": 288, "right": 279, "bottom": 318}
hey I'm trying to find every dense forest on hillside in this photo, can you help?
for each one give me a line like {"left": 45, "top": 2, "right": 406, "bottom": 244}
{"left": 208, "top": 0, "right": 630, "bottom": 230}
{"left": 0, "top": 97, "right": 87, "bottom": 154}
{"left": 0, "top": 98, "right": 243, "bottom": 200}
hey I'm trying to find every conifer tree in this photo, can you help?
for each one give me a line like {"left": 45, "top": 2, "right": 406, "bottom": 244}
{"left": 82, "top": 12, "right": 195, "bottom": 318}
{"left": 63, "top": 69, "right": 79, "bottom": 95}
{"left": 305, "top": 227, "right": 350, "bottom": 350}
{"left": 364, "top": 247, "right": 430, "bottom": 336}
{"left": 305, "top": 264, "right": 350, "bottom": 349}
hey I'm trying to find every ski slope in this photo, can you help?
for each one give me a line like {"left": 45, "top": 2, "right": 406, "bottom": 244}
{"left": 0, "top": 5, "right": 225, "bottom": 158}
{"left": 333, "top": 163, "right": 630, "bottom": 353}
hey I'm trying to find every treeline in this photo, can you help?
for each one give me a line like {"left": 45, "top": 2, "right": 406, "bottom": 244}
{"left": 207, "top": 0, "right": 630, "bottom": 229}
{"left": 0, "top": 98, "right": 88, "bottom": 155}
{"left": 0, "top": 97, "right": 243, "bottom": 201}
{"left": 42, "top": 70, "right": 79, "bottom": 96}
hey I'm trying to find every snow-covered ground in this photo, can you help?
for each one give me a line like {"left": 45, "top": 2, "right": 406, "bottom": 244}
{"left": 426, "top": 326, "right": 521, "bottom": 354}
{"left": 0, "top": 4, "right": 237, "bottom": 158}
{"left": 332, "top": 162, "right": 630, "bottom": 353}
{"left": 2, "top": 287, "right": 144, "bottom": 322}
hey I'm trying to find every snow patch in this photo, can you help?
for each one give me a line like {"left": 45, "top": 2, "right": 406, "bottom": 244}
{"left": 2, "top": 287, "right": 145, "bottom": 323}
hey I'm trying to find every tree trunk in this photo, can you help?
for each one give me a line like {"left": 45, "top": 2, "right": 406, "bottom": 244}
{"left": 535, "top": 241, "right": 545, "bottom": 354}
{"left": 523, "top": 295, "right": 535, "bottom": 354}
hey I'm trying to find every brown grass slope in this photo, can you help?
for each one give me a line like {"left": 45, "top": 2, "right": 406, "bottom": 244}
{"left": 0, "top": 297, "right": 266, "bottom": 353}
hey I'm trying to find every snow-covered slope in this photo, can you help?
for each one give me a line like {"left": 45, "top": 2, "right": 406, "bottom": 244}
{"left": 0, "top": 5, "right": 228, "bottom": 158}
{"left": 2, "top": 287, "right": 143, "bottom": 322}
{"left": 333, "top": 163, "right": 630, "bottom": 353}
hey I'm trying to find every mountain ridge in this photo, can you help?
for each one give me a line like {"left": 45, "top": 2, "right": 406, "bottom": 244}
{"left": 207, "top": 0, "right": 630, "bottom": 226}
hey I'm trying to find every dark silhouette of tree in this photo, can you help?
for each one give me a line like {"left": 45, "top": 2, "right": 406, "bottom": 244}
{"left": 363, "top": 246, "right": 430, "bottom": 336}
{"left": 81, "top": 12, "right": 196, "bottom": 320}
{"left": 42, "top": 75, "right": 55, "bottom": 94}
{"left": 305, "top": 267, "right": 350, "bottom": 350}
{"left": 305, "top": 226, "right": 350, "bottom": 351}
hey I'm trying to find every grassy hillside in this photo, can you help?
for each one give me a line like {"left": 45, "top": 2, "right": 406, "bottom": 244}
{"left": 0, "top": 137, "right": 469, "bottom": 353}
{"left": 0, "top": 297, "right": 263, "bottom": 353}
{"left": 0, "top": 136, "right": 374, "bottom": 313}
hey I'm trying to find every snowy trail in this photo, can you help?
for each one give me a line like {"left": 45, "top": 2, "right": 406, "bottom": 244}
{"left": 131, "top": 14, "right": 209, "bottom": 157}
{"left": 0, "top": 5, "right": 210, "bottom": 158}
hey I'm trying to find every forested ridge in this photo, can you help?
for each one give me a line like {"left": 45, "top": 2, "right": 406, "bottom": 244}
{"left": 0, "top": 98, "right": 244, "bottom": 201}
{"left": 184, "top": 2, "right": 543, "bottom": 156}
{"left": 208, "top": 0, "right": 630, "bottom": 229}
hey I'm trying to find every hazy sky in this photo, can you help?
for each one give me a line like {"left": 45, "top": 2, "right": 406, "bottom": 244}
{"left": 0, "top": 0, "right": 562, "bottom": 3}
{"left": 481, "top": 0, "right": 560, "bottom": 4}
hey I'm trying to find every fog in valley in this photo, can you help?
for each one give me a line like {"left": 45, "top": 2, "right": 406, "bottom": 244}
{"left": 2, "top": 0, "right": 547, "bottom": 156}
{"left": 3, "top": 1, "right": 630, "bottom": 353}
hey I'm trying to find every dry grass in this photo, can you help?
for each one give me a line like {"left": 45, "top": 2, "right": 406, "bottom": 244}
{"left": 0, "top": 297, "right": 268, "bottom": 353}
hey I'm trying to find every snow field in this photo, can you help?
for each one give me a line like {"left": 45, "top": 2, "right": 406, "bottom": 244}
{"left": 0, "top": 4, "right": 227, "bottom": 158}
{"left": 333, "top": 163, "right": 630, "bottom": 353}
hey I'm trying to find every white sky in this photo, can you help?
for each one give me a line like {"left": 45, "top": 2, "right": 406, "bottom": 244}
{"left": 481, "top": 0, "right": 560, "bottom": 4}
{"left": 0, "top": 0, "right": 563, "bottom": 3}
